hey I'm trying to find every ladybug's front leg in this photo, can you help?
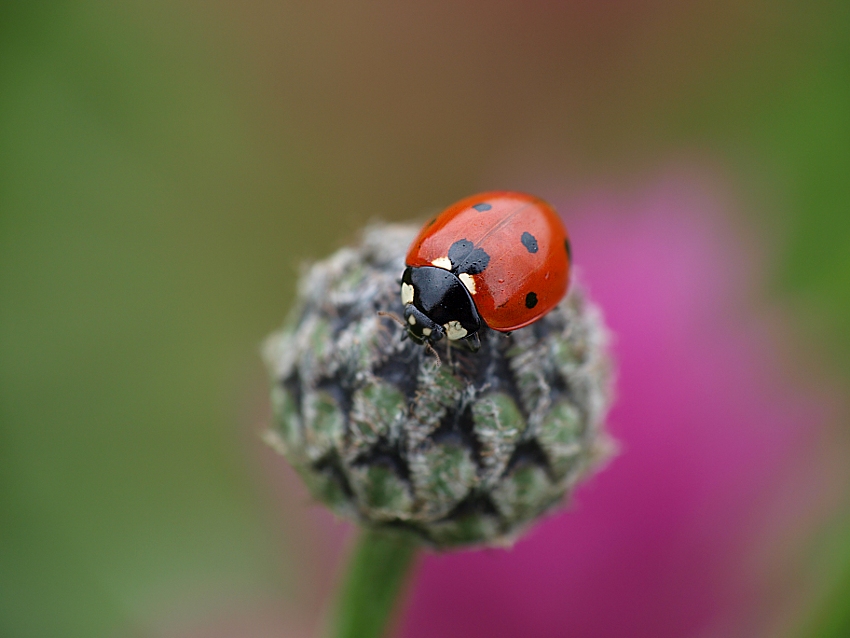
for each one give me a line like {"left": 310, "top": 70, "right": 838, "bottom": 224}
{"left": 460, "top": 332, "right": 481, "bottom": 353}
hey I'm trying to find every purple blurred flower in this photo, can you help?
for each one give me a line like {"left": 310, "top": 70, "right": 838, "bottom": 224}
{"left": 399, "top": 178, "right": 826, "bottom": 638}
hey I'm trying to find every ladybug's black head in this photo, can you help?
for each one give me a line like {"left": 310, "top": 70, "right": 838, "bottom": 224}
{"left": 400, "top": 266, "right": 482, "bottom": 352}
{"left": 402, "top": 303, "right": 444, "bottom": 345}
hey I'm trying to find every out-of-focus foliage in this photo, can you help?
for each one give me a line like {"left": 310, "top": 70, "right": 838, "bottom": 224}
{"left": 0, "top": 3, "right": 297, "bottom": 636}
{"left": 1, "top": 2, "right": 849, "bottom": 637}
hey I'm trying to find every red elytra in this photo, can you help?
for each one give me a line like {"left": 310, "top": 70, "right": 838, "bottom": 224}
{"left": 405, "top": 191, "right": 571, "bottom": 332}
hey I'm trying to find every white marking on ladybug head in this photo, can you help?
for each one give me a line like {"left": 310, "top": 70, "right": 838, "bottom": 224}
{"left": 401, "top": 282, "right": 414, "bottom": 305}
{"left": 408, "top": 314, "right": 416, "bottom": 325}
{"left": 431, "top": 256, "right": 452, "bottom": 271}
{"left": 444, "top": 320, "right": 468, "bottom": 340}
{"left": 458, "top": 272, "right": 476, "bottom": 295}
{"left": 422, "top": 327, "right": 432, "bottom": 336}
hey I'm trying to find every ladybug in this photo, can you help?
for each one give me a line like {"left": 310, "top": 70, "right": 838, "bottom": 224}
{"left": 400, "top": 191, "right": 571, "bottom": 352}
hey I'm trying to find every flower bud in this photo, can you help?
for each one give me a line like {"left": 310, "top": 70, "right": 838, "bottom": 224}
{"left": 264, "top": 224, "right": 614, "bottom": 548}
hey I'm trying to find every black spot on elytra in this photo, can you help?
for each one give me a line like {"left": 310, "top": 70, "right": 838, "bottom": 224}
{"left": 447, "top": 239, "right": 473, "bottom": 264}
{"left": 565, "top": 238, "right": 572, "bottom": 262}
{"left": 525, "top": 292, "right": 538, "bottom": 309}
{"left": 448, "top": 239, "right": 490, "bottom": 275}
{"left": 521, "top": 231, "right": 538, "bottom": 253}
{"left": 472, "top": 203, "right": 492, "bottom": 212}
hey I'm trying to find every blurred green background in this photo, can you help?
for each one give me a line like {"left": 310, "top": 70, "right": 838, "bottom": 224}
{"left": 2, "top": 2, "right": 849, "bottom": 637}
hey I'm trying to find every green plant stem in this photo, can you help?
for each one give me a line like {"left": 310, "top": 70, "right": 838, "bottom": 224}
{"left": 328, "top": 527, "right": 420, "bottom": 638}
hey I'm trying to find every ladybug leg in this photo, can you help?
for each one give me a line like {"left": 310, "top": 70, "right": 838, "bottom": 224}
{"left": 461, "top": 332, "right": 481, "bottom": 353}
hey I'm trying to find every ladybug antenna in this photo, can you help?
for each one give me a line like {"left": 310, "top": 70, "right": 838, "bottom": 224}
{"left": 377, "top": 310, "right": 405, "bottom": 328}
{"left": 378, "top": 310, "right": 441, "bottom": 366}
